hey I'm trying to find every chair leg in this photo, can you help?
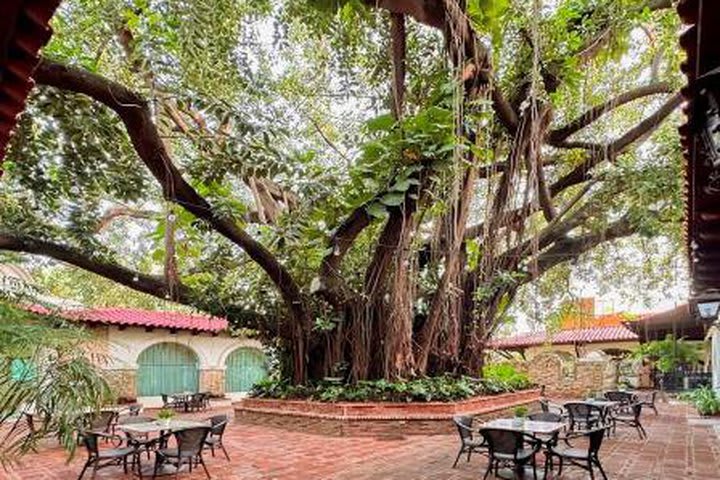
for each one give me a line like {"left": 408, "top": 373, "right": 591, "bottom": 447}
{"left": 595, "top": 458, "right": 608, "bottom": 480}
{"left": 558, "top": 457, "right": 563, "bottom": 476}
{"left": 467, "top": 446, "right": 472, "bottom": 462}
{"left": 221, "top": 443, "right": 231, "bottom": 461}
{"left": 77, "top": 459, "right": 91, "bottom": 480}
{"left": 482, "top": 459, "right": 493, "bottom": 480}
{"left": 588, "top": 460, "right": 595, "bottom": 480}
{"left": 452, "top": 447, "right": 464, "bottom": 468}
{"left": 198, "top": 455, "right": 211, "bottom": 480}
{"left": 651, "top": 404, "right": 658, "bottom": 415}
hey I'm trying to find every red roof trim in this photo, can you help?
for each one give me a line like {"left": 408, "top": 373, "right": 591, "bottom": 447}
{"left": 28, "top": 305, "right": 228, "bottom": 333}
{"left": 489, "top": 325, "right": 638, "bottom": 350}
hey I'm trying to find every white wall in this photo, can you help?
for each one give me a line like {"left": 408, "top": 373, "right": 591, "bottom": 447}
{"left": 102, "top": 326, "right": 263, "bottom": 370}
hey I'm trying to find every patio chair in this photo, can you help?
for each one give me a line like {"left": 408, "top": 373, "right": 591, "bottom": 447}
{"left": 152, "top": 426, "right": 211, "bottom": 479}
{"left": 564, "top": 402, "right": 604, "bottom": 432}
{"left": 612, "top": 403, "right": 647, "bottom": 439}
{"left": 161, "top": 394, "right": 183, "bottom": 410}
{"left": 451, "top": 415, "right": 487, "bottom": 468}
{"left": 201, "top": 392, "right": 212, "bottom": 410}
{"left": 120, "top": 416, "right": 157, "bottom": 459}
{"left": 637, "top": 391, "right": 658, "bottom": 415}
{"left": 604, "top": 391, "right": 635, "bottom": 408}
{"left": 187, "top": 393, "right": 206, "bottom": 412}
{"left": 77, "top": 430, "right": 140, "bottom": 480}
{"left": 478, "top": 428, "right": 542, "bottom": 480}
{"left": 540, "top": 398, "right": 566, "bottom": 417}
{"left": 528, "top": 412, "right": 563, "bottom": 423}
{"left": 127, "top": 403, "right": 143, "bottom": 416}
{"left": 545, "top": 426, "right": 610, "bottom": 480}
{"left": 204, "top": 414, "right": 231, "bottom": 461}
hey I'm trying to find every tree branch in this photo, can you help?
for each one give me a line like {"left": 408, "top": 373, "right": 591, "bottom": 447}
{"left": 550, "top": 92, "right": 681, "bottom": 196}
{"left": 0, "top": 233, "right": 188, "bottom": 302}
{"left": 548, "top": 83, "right": 674, "bottom": 144}
{"left": 33, "top": 59, "right": 307, "bottom": 324}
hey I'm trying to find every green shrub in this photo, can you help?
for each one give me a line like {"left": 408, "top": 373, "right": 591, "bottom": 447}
{"left": 250, "top": 374, "right": 535, "bottom": 403}
{"left": 680, "top": 385, "right": 720, "bottom": 416}
{"left": 482, "top": 363, "right": 532, "bottom": 391}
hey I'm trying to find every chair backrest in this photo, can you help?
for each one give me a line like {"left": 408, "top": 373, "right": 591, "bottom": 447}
{"left": 631, "top": 403, "right": 643, "bottom": 420}
{"left": 209, "top": 414, "right": 228, "bottom": 435}
{"left": 564, "top": 402, "right": 600, "bottom": 423}
{"left": 174, "top": 427, "right": 211, "bottom": 456}
{"left": 479, "top": 428, "right": 523, "bottom": 457}
{"left": 452, "top": 415, "right": 474, "bottom": 442}
{"left": 79, "top": 431, "right": 100, "bottom": 456}
{"left": 128, "top": 404, "right": 142, "bottom": 416}
{"left": 540, "top": 398, "right": 550, "bottom": 413}
{"left": 605, "top": 391, "right": 634, "bottom": 404}
{"left": 587, "top": 427, "right": 608, "bottom": 455}
{"left": 161, "top": 394, "right": 169, "bottom": 404}
{"left": 528, "top": 411, "right": 563, "bottom": 423}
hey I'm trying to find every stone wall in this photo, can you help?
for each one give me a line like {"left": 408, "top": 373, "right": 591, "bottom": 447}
{"left": 200, "top": 369, "right": 225, "bottom": 396}
{"left": 521, "top": 352, "right": 622, "bottom": 397}
{"left": 104, "top": 369, "right": 137, "bottom": 401}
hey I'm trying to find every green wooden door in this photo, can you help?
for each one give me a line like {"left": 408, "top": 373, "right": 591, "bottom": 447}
{"left": 225, "top": 348, "right": 267, "bottom": 393}
{"left": 137, "top": 343, "right": 199, "bottom": 396}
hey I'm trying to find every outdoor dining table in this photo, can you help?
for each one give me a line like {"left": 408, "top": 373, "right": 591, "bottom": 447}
{"left": 118, "top": 419, "right": 210, "bottom": 477}
{"left": 480, "top": 419, "right": 565, "bottom": 480}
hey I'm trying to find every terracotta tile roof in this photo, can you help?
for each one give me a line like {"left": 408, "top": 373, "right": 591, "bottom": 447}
{"left": 488, "top": 325, "right": 638, "bottom": 350}
{"left": 27, "top": 305, "right": 228, "bottom": 333}
{"left": 0, "top": 0, "right": 62, "bottom": 164}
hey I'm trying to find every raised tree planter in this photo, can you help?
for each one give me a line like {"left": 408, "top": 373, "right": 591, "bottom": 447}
{"left": 233, "top": 388, "right": 542, "bottom": 437}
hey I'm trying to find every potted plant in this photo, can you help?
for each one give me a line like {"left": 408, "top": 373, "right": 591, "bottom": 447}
{"left": 513, "top": 405, "right": 529, "bottom": 426}
{"left": 157, "top": 408, "right": 175, "bottom": 427}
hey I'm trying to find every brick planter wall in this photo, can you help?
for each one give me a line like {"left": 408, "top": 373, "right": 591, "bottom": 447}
{"left": 233, "top": 388, "right": 541, "bottom": 437}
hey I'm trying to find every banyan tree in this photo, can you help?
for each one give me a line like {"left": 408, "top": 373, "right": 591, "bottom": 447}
{"left": 0, "top": 0, "right": 684, "bottom": 383}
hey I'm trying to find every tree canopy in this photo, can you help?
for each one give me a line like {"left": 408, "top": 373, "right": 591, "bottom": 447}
{"left": 0, "top": 0, "right": 685, "bottom": 383}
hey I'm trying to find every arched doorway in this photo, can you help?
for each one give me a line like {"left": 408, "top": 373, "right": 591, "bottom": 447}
{"left": 137, "top": 343, "right": 199, "bottom": 396}
{"left": 224, "top": 348, "right": 267, "bottom": 393}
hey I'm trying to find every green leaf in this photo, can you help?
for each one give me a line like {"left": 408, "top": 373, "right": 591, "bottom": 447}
{"left": 380, "top": 192, "right": 405, "bottom": 206}
{"left": 366, "top": 202, "right": 388, "bottom": 218}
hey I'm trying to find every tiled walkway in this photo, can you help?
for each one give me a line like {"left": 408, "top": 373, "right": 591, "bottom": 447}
{"left": 4, "top": 402, "right": 719, "bottom": 479}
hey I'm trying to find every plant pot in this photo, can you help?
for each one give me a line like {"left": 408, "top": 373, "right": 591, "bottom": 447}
{"left": 512, "top": 417, "right": 524, "bottom": 428}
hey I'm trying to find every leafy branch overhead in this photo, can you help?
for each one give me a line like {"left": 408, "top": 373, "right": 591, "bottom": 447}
{"left": 1, "top": 0, "right": 684, "bottom": 383}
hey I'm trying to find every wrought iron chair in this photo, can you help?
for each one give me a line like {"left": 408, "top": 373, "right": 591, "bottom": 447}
{"left": 127, "top": 403, "right": 143, "bottom": 416}
{"left": 478, "top": 428, "right": 542, "bottom": 480}
{"left": 564, "top": 402, "right": 604, "bottom": 432}
{"left": 451, "top": 415, "right": 487, "bottom": 468}
{"left": 604, "top": 391, "right": 636, "bottom": 408}
{"left": 77, "top": 430, "right": 140, "bottom": 480}
{"left": 612, "top": 403, "right": 647, "bottom": 439}
{"left": 152, "top": 426, "right": 212, "bottom": 479}
{"left": 540, "top": 398, "right": 566, "bottom": 418}
{"left": 161, "top": 394, "right": 184, "bottom": 410}
{"left": 637, "top": 390, "right": 658, "bottom": 415}
{"left": 187, "top": 393, "right": 206, "bottom": 412}
{"left": 545, "top": 426, "right": 610, "bottom": 480}
{"left": 528, "top": 412, "right": 563, "bottom": 423}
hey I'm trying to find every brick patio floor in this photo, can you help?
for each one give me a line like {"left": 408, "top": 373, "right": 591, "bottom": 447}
{"left": 4, "top": 401, "right": 719, "bottom": 479}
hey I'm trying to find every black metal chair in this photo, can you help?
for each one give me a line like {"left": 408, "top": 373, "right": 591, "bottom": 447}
{"left": 204, "top": 414, "right": 230, "bottom": 461}
{"left": 545, "top": 427, "right": 610, "bottom": 480}
{"left": 479, "top": 428, "right": 542, "bottom": 480}
{"left": 604, "top": 391, "right": 635, "bottom": 408}
{"left": 161, "top": 394, "right": 183, "bottom": 410}
{"left": 564, "top": 402, "right": 603, "bottom": 432}
{"left": 540, "top": 398, "right": 566, "bottom": 417}
{"left": 187, "top": 393, "right": 206, "bottom": 412}
{"left": 152, "top": 426, "right": 211, "bottom": 479}
{"left": 612, "top": 403, "right": 647, "bottom": 439}
{"left": 127, "top": 403, "right": 143, "bottom": 416}
{"left": 637, "top": 391, "right": 658, "bottom": 415}
{"left": 451, "top": 415, "right": 487, "bottom": 468}
{"left": 528, "top": 412, "right": 563, "bottom": 423}
{"left": 77, "top": 430, "right": 140, "bottom": 480}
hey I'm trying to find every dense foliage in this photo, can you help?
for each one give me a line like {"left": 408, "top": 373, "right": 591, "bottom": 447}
{"left": 250, "top": 374, "right": 534, "bottom": 403}
{"left": 0, "top": 0, "right": 686, "bottom": 383}
{"left": 0, "top": 299, "right": 111, "bottom": 465}
{"left": 482, "top": 362, "right": 532, "bottom": 390}
{"left": 633, "top": 335, "right": 701, "bottom": 374}
{"left": 679, "top": 386, "right": 720, "bottom": 416}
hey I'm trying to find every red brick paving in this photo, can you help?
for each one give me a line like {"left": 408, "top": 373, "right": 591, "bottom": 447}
{"left": 4, "top": 402, "right": 719, "bottom": 479}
